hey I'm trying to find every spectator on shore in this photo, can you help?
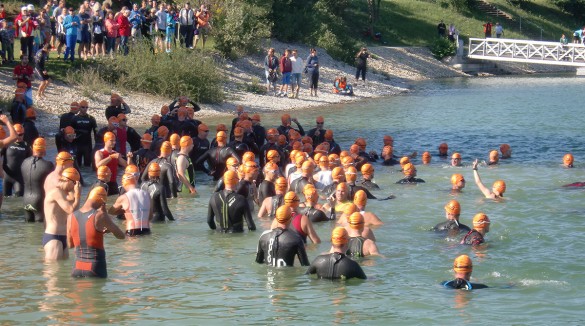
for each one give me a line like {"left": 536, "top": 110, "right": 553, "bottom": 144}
{"left": 448, "top": 24, "right": 457, "bottom": 42}
{"left": 278, "top": 49, "right": 292, "bottom": 97}
{"left": 332, "top": 76, "right": 353, "bottom": 96}
{"left": 290, "top": 49, "right": 304, "bottom": 99}
{"left": 165, "top": 6, "right": 177, "bottom": 53}
{"left": 355, "top": 47, "right": 370, "bottom": 84}
{"left": 573, "top": 28, "right": 583, "bottom": 44}
{"left": 264, "top": 48, "right": 279, "bottom": 95}
{"left": 91, "top": 3, "right": 106, "bottom": 59}
{"left": 306, "top": 48, "right": 320, "bottom": 97}
{"left": 63, "top": 7, "right": 80, "bottom": 61}
{"left": 178, "top": 2, "right": 195, "bottom": 48}
{"left": 77, "top": 5, "right": 91, "bottom": 60}
{"left": 15, "top": 6, "right": 35, "bottom": 62}
{"left": 117, "top": 8, "right": 131, "bottom": 55}
{"left": 105, "top": 10, "right": 118, "bottom": 57}
{"left": 154, "top": 3, "right": 166, "bottom": 53}
{"left": 495, "top": 22, "right": 504, "bottom": 38}
{"left": 437, "top": 20, "right": 446, "bottom": 37}
{"left": 129, "top": 3, "right": 144, "bottom": 40}
{"left": 0, "top": 21, "right": 15, "bottom": 63}
{"left": 194, "top": 4, "right": 211, "bottom": 49}
{"left": 483, "top": 21, "right": 492, "bottom": 38}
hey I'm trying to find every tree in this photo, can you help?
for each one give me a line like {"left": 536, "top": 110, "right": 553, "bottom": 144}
{"left": 366, "top": 0, "right": 382, "bottom": 37}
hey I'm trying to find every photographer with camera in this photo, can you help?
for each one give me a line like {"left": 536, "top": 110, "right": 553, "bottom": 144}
{"left": 194, "top": 4, "right": 210, "bottom": 49}
{"left": 355, "top": 47, "right": 370, "bottom": 85}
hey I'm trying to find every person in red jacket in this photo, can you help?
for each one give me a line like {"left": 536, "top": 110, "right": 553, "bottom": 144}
{"left": 278, "top": 49, "right": 292, "bottom": 97}
{"left": 116, "top": 8, "right": 131, "bottom": 55}
{"left": 15, "top": 6, "right": 37, "bottom": 62}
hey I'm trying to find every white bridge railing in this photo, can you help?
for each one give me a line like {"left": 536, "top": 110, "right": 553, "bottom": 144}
{"left": 468, "top": 38, "right": 585, "bottom": 67}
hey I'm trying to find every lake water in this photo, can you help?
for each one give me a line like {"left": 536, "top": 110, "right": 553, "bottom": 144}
{"left": 1, "top": 75, "right": 585, "bottom": 324}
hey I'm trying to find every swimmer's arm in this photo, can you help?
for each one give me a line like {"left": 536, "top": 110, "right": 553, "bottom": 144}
{"left": 243, "top": 202, "right": 256, "bottom": 231}
{"left": 207, "top": 198, "right": 216, "bottom": 229}
{"left": 364, "top": 188, "right": 377, "bottom": 200}
{"left": 148, "top": 199, "right": 153, "bottom": 222}
{"left": 165, "top": 164, "right": 177, "bottom": 198}
{"left": 472, "top": 159, "right": 492, "bottom": 198}
{"left": 255, "top": 240, "right": 265, "bottom": 264}
{"left": 71, "top": 182, "right": 81, "bottom": 212}
{"left": 364, "top": 227, "right": 376, "bottom": 242}
{"left": 67, "top": 213, "right": 74, "bottom": 248}
{"left": 292, "top": 119, "right": 305, "bottom": 136}
{"left": 94, "top": 150, "right": 111, "bottom": 167}
{"left": 108, "top": 195, "right": 125, "bottom": 215}
{"left": 366, "top": 240, "right": 380, "bottom": 256}
{"left": 368, "top": 212, "right": 384, "bottom": 226}
{"left": 257, "top": 197, "right": 269, "bottom": 218}
{"left": 305, "top": 263, "right": 317, "bottom": 275}
{"left": 117, "top": 154, "right": 127, "bottom": 168}
{"left": 297, "top": 245, "right": 310, "bottom": 266}
{"left": 0, "top": 115, "right": 17, "bottom": 147}
{"left": 139, "top": 162, "right": 150, "bottom": 183}
{"left": 160, "top": 188, "right": 174, "bottom": 220}
{"left": 303, "top": 217, "right": 321, "bottom": 244}
{"left": 97, "top": 208, "right": 125, "bottom": 239}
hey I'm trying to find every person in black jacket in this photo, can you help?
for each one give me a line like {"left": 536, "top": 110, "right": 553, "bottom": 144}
{"left": 207, "top": 170, "right": 256, "bottom": 233}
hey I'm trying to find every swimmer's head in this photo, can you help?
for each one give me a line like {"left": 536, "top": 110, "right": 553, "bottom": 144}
{"left": 341, "top": 156, "right": 354, "bottom": 169}
{"left": 32, "top": 138, "right": 46, "bottom": 156}
{"left": 400, "top": 156, "right": 410, "bottom": 167}
{"left": 453, "top": 255, "right": 473, "bottom": 275}
{"left": 242, "top": 151, "right": 255, "bottom": 163}
{"left": 383, "top": 135, "right": 393, "bottom": 146}
{"left": 216, "top": 124, "right": 228, "bottom": 132}
{"left": 121, "top": 173, "right": 137, "bottom": 188}
{"left": 361, "top": 163, "right": 374, "bottom": 178}
{"left": 275, "top": 176, "right": 288, "bottom": 192}
{"left": 277, "top": 135, "right": 287, "bottom": 146}
{"left": 180, "top": 135, "right": 193, "bottom": 149}
{"left": 275, "top": 205, "right": 293, "bottom": 224}
{"left": 294, "top": 153, "right": 306, "bottom": 168}
{"left": 324, "top": 130, "right": 334, "bottom": 141}
{"left": 348, "top": 212, "right": 364, "bottom": 230}
{"left": 301, "top": 160, "right": 315, "bottom": 174}
{"left": 88, "top": 186, "right": 108, "bottom": 207}
{"left": 439, "top": 142, "right": 448, "bottom": 155}
{"left": 151, "top": 114, "right": 161, "bottom": 126}
{"left": 492, "top": 180, "right": 506, "bottom": 196}
{"left": 124, "top": 164, "right": 139, "bottom": 175}
{"left": 284, "top": 191, "right": 300, "bottom": 208}
{"left": 97, "top": 165, "right": 112, "bottom": 180}
{"left": 331, "top": 227, "right": 349, "bottom": 246}
{"left": 331, "top": 167, "right": 345, "bottom": 182}
{"left": 403, "top": 163, "right": 416, "bottom": 177}
{"left": 56, "top": 151, "right": 74, "bottom": 168}
{"left": 303, "top": 185, "right": 318, "bottom": 203}
{"left": 267, "top": 150, "right": 280, "bottom": 162}
{"left": 451, "top": 152, "right": 461, "bottom": 166}
{"left": 60, "top": 167, "right": 80, "bottom": 183}
{"left": 355, "top": 137, "right": 367, "bottom": 151}
{"left": 318, "top": 155, "right": 329, "bottom": 169}
{"left": 233, "top": 127, "right": 243, "bottom": 137}
{"left": 343, "top": 203, "right": 358, "bottom": 216}
{"left": 281, "top": 113, "right": 291, "bottom": 126}
{"left": 345, "top": 166, "right": 357, "bottom": 182}
{"left": 473, "top": 212, "right": 490, "bottom": 231}
{"left": 223, "top": 170, "right": 239, "bottom": 188}
{"left": 302, "top": 136, "right": 313, "bottom": 145}
{"left": 14, "top": 123, "right": 24, "bottom": 136}
{"left": 292, "top": 141, "right": 302, "bottom": 151}
{"left": 563, "top": 153, "right": 574, "bottom": 167}
{"left": 103, "top": 131, "right": 116, "bottom": 143}
{"left": 169, "top": 133, "right": 180, "bottom": 147}
{"left": 148, "top": 162, "right": 161, "bottom": 178}
{"left": 349, "top": 144, "right": 359, "bottom": 155}
{"left": 226, "top": 157, "right": 239, "bottom": 170}
{"left": 141, "top": 133, "right": 153, "bottom": 147}
{"left": 157, "top": 126, "right": 169, "bottom": 139}
{"left": 500, "top": 143, "right": 511, "bottom": 158}
{"left": 243, "top": 161, "right": 259, "bottom": 177}
{"left": 26, "top": 108, "right": 36, "bottom": 120}
{"left": 422, "top": 151, "right": 431, "bottom": 165}
{"left": 160, "top": 141, "right": 172, "bottom": 156}
{"left": 263, "top": 161, "right": 278, "bottom": 178}
{"left": 216, "top": 131, "right": 227, "bottom": 145}
{"left": 353, "top": 190, "right": 367, "bottom": 208}
{"left": 328, "top": 153, "right": 340, "bottom": 167}
{"left": 160, "top": 105, "right": 169, "bottom": 116}
{"left": 489, "top": 150, "right": 499, "bottom": 163}
{"left": 451, "top": 173, "right": 465, "bottom": 189}
{"left": 444, "top": 199, "right": 461, "bottom": 217}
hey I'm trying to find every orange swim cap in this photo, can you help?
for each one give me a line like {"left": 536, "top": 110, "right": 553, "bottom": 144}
{"left": 267, "top": 150, "right": 280, "bottom": 160}
{"left": 302, "top": 136, "right": 313, "bottom": 145}
{"left": 275, "top": 205, "right": 293, "bottom": 224}
{"left": 302, "top": 143, "right": 313, "bottom": 154}
{"left": 264, "top": 161, "right": 279, "bottom": 173}
{"left": 157, "top": 126, "right": 169, "bottom": 138}
{"left": 14, "top": 124, "right": 24, "bottom": 134}
{"left": 345, "top": 166, "right": 357, "bottom": 182}
{"left": 104, "top": 131, "right": 116, "bottom": 142}
{"left": 400, "top": 156, "right": 410, "bottom": 166}
{"left": 160, "top": 141, "right": 172, "bottom": 155}
{"left": 294, "top": 153, "right": 306, "bottom": 168}
{"left": 26, "top": 108, "right": 36, "bottom": 119}
{"left": 444, "top": 200, "right": 461, "bottom": 215}
{"left": 361, "top": 163, "right": 374, "bottom": 176}
{"left": 439, "top": 142, "right": 448, "bottom": 150}
{"left": 303, "top": 183, "right": 317, "bottom": 196}
{"left": 180, "top": 136, "right": 193, "bottom": 148}
{"left": 292, "top": 141, "right": 302, "bottom": 151}
{"left": 108, "top": 116, "right": 119, "bottom": 126}
{"left": 227, "top": 157, "right": 239, "bottom": 168}
{"left": 32, "top": 137, "right": 46, "bottom": 153}
{"left": 348, "top": 212, "right": 364, "bottom": 230}
{"left": 60, "top": 167, "right": 80, "bottom": 182}
{"left": 328, "top": 153, "right": 340, "bottom": 164}
{"left": 97, "top": 165, "right": 112, "bottom": 179}
{"left": 148, "top": 162, "right": 161, "bottom": 177}
{"left": 125, "top": 164, "right": 139, "bottom": 174}
{"left": 422, "top": 151, "right": 431, "bottom": 164}
{"left": 169, "top": 133, "right": 180, "bottom": 147}
{"left": 244, "top": 161, "right": 258, "bottom": 175}
{"left": 281, "top": 113, "right": 291, "bottom": 125}
{"left": 88, "top": 187, "right": 107, "bottom": 204}
{"left": 492, "top": 180, "right": 506, "bottom": 194}
{"left": 252, "top": 114, "right": 261, "bottom": 122}
{"left": 349, "top": 144, "right": 359, "bottom": 155}
{"left": 453, "top": 255, "right": 473, "bottom": 274}
{"left": 339, "top": 151, "right": 349, "bottom": 159}
{"left": 489, "top": 150, "right": 499, "bottom": 161}
{"left": 64, "top": 126, "right": 75, "bottom": 135}
{"left": 284, "top": 191, "right": 300, "bottom": 206}
{"left": 341, "top": 156, "right": 354, "bottom": 168}
{"left": 331, "top": 167, "right": 345, "bottom": 181}
{"left": 117, "top": 113, "right": 126, "bottom": 121}
{"left": 355, "top": 137, "right": 366, "bottom": 148}
{"left": 160, "top": 105, "right": 169, "bottom": 116}
{"left": 452, "top": 152, "right": 461, "bottom": 159}
{"left": 301, "top": 160, "right": 314, "bottom": 172}
{"left": 331, "top": 227, "right": 349, "bottom": 245}
{"left": 275, "top": 176, "right": 288, "bottom": 192}
{"left": 383, "top": 135, "right": 393, "bottom": 145}
{"left": 198, "top": 123, "right": 209, "bottom": 133}
{"left": 223, "top": 170, "right": 239, "bottom": 187}
{"left": 233, "top": 127, "right": 244, "bottom": 137}
{"left": 318, "top": 154, "right": 329, "bottom": 166}
{"left": 314, "top": 152, "right": 323, "bottom": 163}
{"left": 564, "top": 153, "right": 574, "bottom": 166}
{"left": 500, "top": 143, "right": 511, "bottom": 155}
{"left": 403, "top": 163, "right": 416, "bottom": 176}
{"left": 216, "top": 131, "right": 227, "bottom": 140}
{"left": 316, "top": 116, "right": 325, "bottom": 123}
{"left": 242, "top": 151, "right": 255, "bottom": 163}
{"left": 353, "top": 190, "right": 367, "bottom": 207}
{"left": 343, "top": 203, "right": 358, "bottom": 216}
{"left": 324, "top": 130, "right": 333, "bottom": 140}
{"left": 451, "top": 173, "right": 465, "bottom": 185}
{"left": 56, "top": 152, "right": 74, "bottom": 166}
{"left": 121, "top": 173, "right": 137, "bottom": 188}
{"left": 216, "top": 124, "right": 227, "bottom": 132}
{"left": 266, "top": 128, "right": 278, "bottom": 136}
{"left": 277, "top": 135, "right": 287, "bottom": 146}
{"left": 141, "top": 133, "right": 153, "bottom": 143}
{"left": 473, "top": 213, "right": 490, "bottom": 229}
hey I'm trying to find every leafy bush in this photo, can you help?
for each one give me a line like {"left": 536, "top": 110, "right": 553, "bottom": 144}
{"left": 553, "top": 0, "right": 585, "bottom": 21}
{"left": 430, "top": 37, "right": 456, "bottom": 59}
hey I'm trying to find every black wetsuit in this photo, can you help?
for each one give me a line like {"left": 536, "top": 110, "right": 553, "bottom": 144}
{"left": 257, "top": 180, "right": 275, "bottom": 205}
{"left": 10, "top": 100, "right": 27, "bottom": 124}
{"left": 71, "top": 113, "right": 97, "bottom": 167}
{"left": 358, "top": 150, "right": 377, "bottom": 162}
{"left": 255, "top": 227, "right": 310, "bottom": 267}
{"left": 382, "top": 158, "right": 400, "bottom": 166}
{"left": 277, "top": 122, "right": 305, "bottom": 140}
{"left": 207, "top": 190, "right": 256, "bottom": 233}
{"left": 302, "top": 206, "right": 331, "bottom": 223}
{"left": 347, "top": 236, "right": 366, "bottom": 258}
{"left": 290, "top": 176, "right": 311, "bottom": 198}
{"left": 195, "top": 146, "right": 240, "bottom": 181}
{"left": 442, "top": 278, "right": 488, "bottom": 290}
{"left": 347, "top": 183, "right": 377, "bottom": 200}
{"left": 460, "top": 229, "right": 485, "bottom": 245}
{"left": 125, "top": 126, "right": 142, "bottom": 153}
{"left": 359, "top": 179, "right": 380, "bottom": 191}
{"left": 104, "top": 103, "right": 131, "bottom": 120}
{"left": 306, "top": 252, "right": 367, "bottom": 280}
{"left": 396, "top": 177, "right": 426, "bottom": 184}
{"left": 228, "top": 139, "right": 250, "bottom": 159}
{"left": 90, "top": 180, "right": 110, "bottom": 195}
{"left": 236, "top": 179, "right": 256, "bottom": 210}
{"left": 307, "top": 127, "right": 325, "bottom": 145}
{"left": 56, "top": 111, "right": 77, "bottom": 150}
{"left": 23, "top": 119, "right": 39, "bottom": 146}
{"left": 132, "top": 147, "right": 157, "bottom": 175}
{"left": 259, "top": 142, "right": 284, "bottom": 168}
{"left": 328, "top": 140, "right": 341, "bottom": 155}
{"left": 21, "top": 156, "right": 54, "bottom": 222}
{"left": 252, "top": 125, "right": 266, "bottom": 148}
{"left": 140, "top": 157, "right": 177, "bottom": 198}
{"left": 2, "top": 141, "right": 31, "bottom": 196}
{"left": 267, "top": 195, "right": 284, "bottom": 219}
{"left": 141, "top": 179, "right": 174, "bottom": 222}
{"left": 432, "top": 220, "right": 471, "bottom": 236}
{"left": 190, "top": 136, "right": 210, "bottom": 173}
{"left": 322, "top": 181, "right": 339, "bottom": 198}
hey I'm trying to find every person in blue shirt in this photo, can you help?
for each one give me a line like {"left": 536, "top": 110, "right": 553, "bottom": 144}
{"left": 165, "top": 6, "right": 176, "bottom": 53}
{"left": 129, "top": 3, "right": 144, "bottom": 40}
{"left": 62, "top": 7, "right": 80, "bottom": 62}
{"left": 305, "top": 48, "right": 319, "bottom": 97}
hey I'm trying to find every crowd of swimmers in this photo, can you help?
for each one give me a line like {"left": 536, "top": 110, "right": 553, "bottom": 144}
{"left": 3, "top": 90, "right": 580, "bottom": 286}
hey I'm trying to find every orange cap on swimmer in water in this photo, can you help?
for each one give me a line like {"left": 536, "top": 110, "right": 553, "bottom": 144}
{"left": 452, "top": 152, "right": 461, "bottom": 159}
{"left": 294, "top": 153, "right": 306, "bottom": 168}
{"left": 403, "top": 163, "right": 416, "bottom": 176}
{"left": 243, "top": 161, "right": 258, "bottom": 175}
{"left": 302, "top": 136, "right": 313, "bottom": 145}
{"left": 14, "top": 124, "right": 24, "bottom": 134}
{"left": 223, "top": 170, "right": 239, "bottom": 187}
{"left": 267, "top": 150, "right": 280, "bottom": 161}
{"left": 343, "top": 203, "right": 358, "bottom": 216}
{"left": 439, "top": 142, "right": 448, "bottom": 150}
{"left": 489, "top": 150, "right": 499, "bottom": 161}
{"left": 32, "top": 137, "right": 46, "bottom": 154}
{"left": 160, "top": 141, "right": 172, "bottom": 155}
{"left": 26, "top": 108, "right": 36, "bottom": 119}
{"left": 216, "top": 131, "right": 227, "bottom": 140}
{"left": 324, "top": 130, "right": 334, "bottom": 140}
{"left": 60, "top": 167, "right": 80, "bottom": 182}
{"left": 303, "top": 184, "right": 317, "bottom": 198}
{"left": 422, "top": 151, "right": 431, "bottom": 164}
{"left": 216, "top": 124, "right": 227, "bottom": 132}
{"left": 314, "top": 152, "right": 323, "bottom": 163}
{"left": 148, "top": 162, "right": 161, "bottom": 177}
{"left": 227, "top": 157, "right": 239, "bottom": 168}
{"left": 451, "top": 173, "right": 465, "bottom": 185}
{"left": 500, "top": 143, "right": 511, "bottom": 155}
{"left": 348, "top": 212, "right": 365, "bottom": 230}
{"left": 277, "top": 135, "right": 287, "bottom": 146}
{"left": 340, "top": 151, "right": 349, "bottom": 159}
{"left": 301, "top": 160, "right": 314, "bottom": 172}
{"left": 264, "top": 161, "right": 278, "bottom": 173}
{"left": 353, "top": 190, "right": 367, "bottom": 207}
{"left": 64, "top": 126, "right": 75, "bottom": 135}
{"left": 361, "top": 163, "right": 374, "bottom": 176}
{"left": 281, "top": 114, "right": 291, "bottom": 125}
{"left": 492, "top": 180, "right": 506, "bottom": 195}
{"left": 169, "top": 133, "right": 180, "bottom": 147}
{"left": 125, "top": 164, "right": 139, "bottom": 174}
{"left": 242, "top": 151, "right": 255, "bottom": 163}
{"left": 564, "top": 153, "right": 574, "bottom": 166}
{"left": 88, "top": 186, "right": 108, "bottom": 204}
{"left": 180, "top": 136, "right": 193, "bottom": 148}
{"left": 284, "top": 191, "right": 300, "bottom": 207}
{"left": 400, "top": 156, "right": 410, "bottom": 166}
{"left": 198, "top": 123, "right": 208, "bottom": 133}
{"left": 151, "top": 114, "right": 161, "bottom": 126}
{"left": 302, "top": 143, "right": 313, "bottom": 154}
{"left": 355, "top": 137, "right": 366, "bottom": 148}
{"left": 160, "top": 105, "right": 169, "bottom": 116}
{"left": 328, "top": 153, "right": 339, "bottom": 164}
{"left": 97, "top": 165, "right": 112, "bottom": 179}
{"left": 233, "top": 127, "right": 244, "bottom": 137}
{"left": 275, "top": 176, "right": 288, "bottom": 192}
{"left": 331, "top": 227, "right": 349, "bottom": 246}
{"left": 345, "top": 166, "right": 357, "bottom": 182}
{"left": 453, "top": 255, "right": 473, "bottom": 274}
{"left": 292, "top": 141, "right": 302, "bottom": 151}
{"left": 157, "top": 126, "right": 169, "bottom": 138}
{"left": 349, "top": 144, "right": 359, "bottom": 155}
{"left": 332, "top": 167, "right": 345, "bottom": 181}
{"left": 341, "top": 156, "right": 354, "bottom": 168}
{"left": 314, "top": 144, "right": 328, "bottom": 154}
{"left": 473, "top": 213, "right": 490, "bottom": 229}
{"left": 104, "top": 131, "right": 116, "bottom": 142}
{"left": 444, "top": 199, "right": 461, "bottom": 215}
{"left": 383, "top": 135, "right": 393, "bottom": 145}
{"left": 275, "top": 204, "right": 293, "bottom": 224}
{"left": 56, "top": 151, "right": 74, "bottom": 166}
{"left": 121, "top": 173, "right": 137, "bottom": 187}
{"left": 318, "top": 154, "right": 329, "bottom": 166}
{"left": 141, "top": 133, "right": 153, "bottom": 144}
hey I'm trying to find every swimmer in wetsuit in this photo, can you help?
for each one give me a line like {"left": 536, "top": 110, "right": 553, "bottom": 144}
{"left": 235, "top": 161, "right": 259, "bottom": 211}
{"left": 488, "top": 150, "right": 499, "bottom": 166}
{"left": 563, "top": 153, "right": 574, "bottom": 168}
{"left": 450, "top": 173, "right": 465, "bottom": 192}
{"left": 71, "top": 100, "right": 98, "bottom": 167}
{"left": 271, "top": 191, "right": 321, "bottom": 244}
{"left": 461, "top": 212, "right": 490, "bottom": 245}
{"left": 90, "top": 166, "right": 111, "bottom": 195}
{"left": 307, "top": 227, "right": 367, "bottom": 280}
{"left": 500, "top": 144, "right": 511, "bottom": 159}
{"left": 140, "top": 141, "right": 178, "bottom": 199}
{"left": 2, "top": 123, "right": 31, "bottom": 197}
{"left": 257, "top": 161, "right": 278, "bottom": 205}
{"left": 0, "top": 115, "right": 18, "bottom": 209}
{"left": 421, "top": 151, "right": 431, "bottom": 165}
{"left": 290, "top": 160, "right": 315, "bottom": 198}
{"left": 22, "top": 138, "right": 54, "bottom": 222}
{"left": 255, "top": 204, "right": 310, "bottom": 267}
{"left": 396, "top": 163, "right": 425, "bottom": 184}
{"left": 300, "top": 184, "right": 331, "bottom": 223}
{"left": 207, "top": 170, "right": 256, "bottom": 233}
{"left": 141, "top": 163, "right": 174, "bottom": 222}
{"left": 358, "top": 163, "right": 380, "bottom": 191}
{"left": 43, "top": 168, "right": 81, "bottom": 261}
{"left": 345, "top": 166, "right": 377, "bottom": 200}
{"left": 344, "top": 212, "right": 379, "bottom": 257}
{"left": 69, "top": 187, "right": 126, "bottom": 278}
{"left": 196, "top": 131, "right": 240, "bottom": 181}
{"left": 442, "top": 255, "right": 488, "bottom": 290}
{"left": 109, "top": 173, "right": 153, "bottom": 236}
{"left": 258, "top": 176, "right": 287, "bottom": 219}
{"left": 472, "top": 159, "right": 505, "bottom": 200}
{"left": 432, "top": 199, "right": 470, "bottom": 236}
{"left": 438, "top": 142, "right": 449, "bottom": 158}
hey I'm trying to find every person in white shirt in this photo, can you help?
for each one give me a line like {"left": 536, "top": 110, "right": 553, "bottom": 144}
{"left": 290, "top": 49, "right": 304, "bottom": 99}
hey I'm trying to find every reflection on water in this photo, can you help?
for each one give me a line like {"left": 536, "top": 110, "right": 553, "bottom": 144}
{"left": 1, "top": 75, "right": 585, "bottom": 323}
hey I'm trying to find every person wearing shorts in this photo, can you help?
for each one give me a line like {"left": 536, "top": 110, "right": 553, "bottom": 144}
{"left": 278, "top": 49, "right": 292, "bottom": 97}
{"left": 194, "top": 4, "right": 210, "bottom": 49}
{"left": 290, "top": 49, "right": 304, "bottom": 99}
{"left": 34, "top": 43, "right": 51, "bottom": 99}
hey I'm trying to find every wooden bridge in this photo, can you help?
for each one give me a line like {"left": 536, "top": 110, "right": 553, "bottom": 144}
{"left": 467, "top": 38, "right": 585, "bottom": 67}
